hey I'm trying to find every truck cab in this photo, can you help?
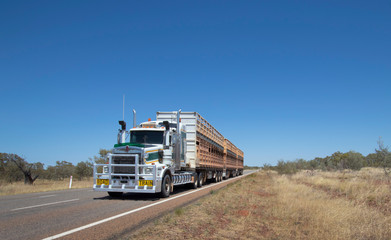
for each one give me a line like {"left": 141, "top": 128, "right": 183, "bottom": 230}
{"left": 93, "top": 111, "right": 194, "bottom": 198}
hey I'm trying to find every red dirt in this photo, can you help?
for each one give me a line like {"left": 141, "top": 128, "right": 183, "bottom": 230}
{"left": 237, "top": 209, "right": 249, "bottom": 217}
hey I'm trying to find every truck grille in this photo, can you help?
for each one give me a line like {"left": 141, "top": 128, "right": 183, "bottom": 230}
{"left": 112, "top": 154, "right": 141, "bottom": 174}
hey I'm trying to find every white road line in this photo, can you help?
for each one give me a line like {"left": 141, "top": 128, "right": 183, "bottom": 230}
{"left": 42, "top": 172, "right": 255, "bottom": 240}
{"left": 39, "top": 195, "right": 57, "bottom": 198}
{"left": 11, "top": 199, "right": 79, "bottom": 211}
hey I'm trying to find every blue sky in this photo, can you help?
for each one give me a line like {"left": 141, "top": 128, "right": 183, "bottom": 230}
{"left": 1, "top": 1, "right": 390, "bottom": 167}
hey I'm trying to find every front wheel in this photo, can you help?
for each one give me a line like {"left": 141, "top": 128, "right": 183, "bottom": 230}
{"left": 160, "top": 174, "right": 171, "bottom": 198}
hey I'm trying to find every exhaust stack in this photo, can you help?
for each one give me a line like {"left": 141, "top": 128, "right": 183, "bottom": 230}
{"left": 175, "top": 109, "right": 182, "bottom": 170}
{"left": 133, "top": 109, "right": 137, "bottom": 128}
{"left": 177, "top": 109, "right": 181, "bottom": 129}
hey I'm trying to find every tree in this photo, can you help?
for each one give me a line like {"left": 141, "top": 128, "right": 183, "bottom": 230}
{"left": 342, "top": 151, "right": 364, "bottom": 170}
{"left": 0, "top": 153, "right": 41, "bottom": 185}
{"left": 54, "top": 161, "right": 75, "bottom": 180}
{"left": 89, "top": 149, "right": 111, "bottom": 164}
{"left": 295, "top": 158, "right": 310, "bottom": 170}
{"left": 0, "top": 153, "right": 24, "bottom": 183}
{"left": 365, "top": 153, "right": 379, "bottom": 167}
{"left": 44, "top": 165, "right": 57, "bottom": 180}
{"left": 75, "top": 161, "right": 93, "bottom": 180}
{"left": 309, "top": 158, "right": 321, "bottom": 169}
{"left": 375, "top": 137, "right": 391, "bottom": 177}
{"left": 275, "top": 160, "right": 298, "bottom": 175}
{"left": 89, "top": 149, "right": 111, "bottom": 173}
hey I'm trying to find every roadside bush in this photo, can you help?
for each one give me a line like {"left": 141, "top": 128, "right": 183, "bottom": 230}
{"left": 276, "top": 160, "right": 298, "bottom": 175}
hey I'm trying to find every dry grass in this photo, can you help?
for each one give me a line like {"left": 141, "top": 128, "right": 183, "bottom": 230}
{"left": 273, "top": 174, "right": 391, "bottom": 239}
{"left": 0, "top": 178, "right": 92, "bottom": 196}
{"left": 293, "top": 168, "right": 391, "bottom": 214}
{"left": 126, "top": 169, "right": 391, "bottom": 240}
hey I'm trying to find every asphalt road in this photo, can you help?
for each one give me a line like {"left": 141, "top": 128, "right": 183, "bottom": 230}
{"left": 0, "top": 170, "right": 256, "bottom": 240}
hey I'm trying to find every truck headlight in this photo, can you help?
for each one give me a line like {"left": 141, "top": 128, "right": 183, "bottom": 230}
{"left": 145, "top": 167, "right": 153, "bottom": 175}
{"left": 103, "top": 166, "right": 109, "bottom": 174}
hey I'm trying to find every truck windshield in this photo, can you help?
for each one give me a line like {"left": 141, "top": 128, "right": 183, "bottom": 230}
{"left": 129, "top": 131, "right": 164, "bottom": 145}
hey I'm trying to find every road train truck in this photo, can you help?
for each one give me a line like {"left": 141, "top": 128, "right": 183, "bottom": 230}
{"left": 93, "top": 111, "right": 244, "bottom": 197}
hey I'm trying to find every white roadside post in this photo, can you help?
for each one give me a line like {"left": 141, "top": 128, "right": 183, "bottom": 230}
{"left": 69, "top": 176, "right": 73, "bottom": 189}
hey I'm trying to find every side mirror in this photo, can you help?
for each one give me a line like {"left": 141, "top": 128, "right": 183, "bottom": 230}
{"left": 119, "top": 120, "right": 126, "bottom": 130}
{"left": 163, "top": 121, "right": 170, "bottom": 130}
{"left": 158, "top": 149, "right": 164, "bottom": 163}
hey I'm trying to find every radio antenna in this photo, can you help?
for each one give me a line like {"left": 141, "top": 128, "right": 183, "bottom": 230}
{"left": 122, "top": 94, "right": 125, "bottom": 120}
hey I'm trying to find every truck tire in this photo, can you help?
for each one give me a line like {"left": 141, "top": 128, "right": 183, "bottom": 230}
{"left": 197, "top": 172, "right": 203, "bottom": 187}
{"left": 108, "top": 192, "right": 123, "bottom": 198}
{"left": 160, "top": 174, "right": 171, "bottom": 198}
{"left": 189, "top": 173, "right": 198, "bottom": 189}
{"left": 213, "top": 172, "right": 218, "bottom": 183}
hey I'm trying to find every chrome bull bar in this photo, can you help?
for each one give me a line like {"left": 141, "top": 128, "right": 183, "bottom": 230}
{"left": 93, "top": 153, "right": 158, "bottom": 193}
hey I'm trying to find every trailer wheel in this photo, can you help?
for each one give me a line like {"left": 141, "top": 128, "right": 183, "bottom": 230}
{"left": 197, "top": 172, "right": 203, "bottom": 187}
{"left": 160, "top": 174, "right": 171, "bottom": 198}
{"left": 108, "top": 192, "right": 123, "bottom": 198}
{"left": 218, "top": 172, "right": 222, "bottom": 182}
{"left": 213, "top": 172, "right": 218, "bottom": 183}
{"left": 189, "top": 173, "right": 198, "bottom": 189}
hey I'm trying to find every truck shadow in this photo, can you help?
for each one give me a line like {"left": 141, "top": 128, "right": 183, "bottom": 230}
{"left": 93, "top": 181, "right": 214, "bottom": 201}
